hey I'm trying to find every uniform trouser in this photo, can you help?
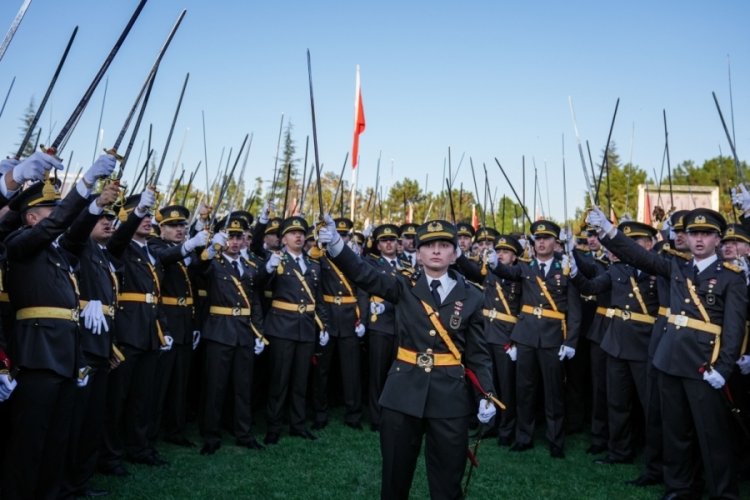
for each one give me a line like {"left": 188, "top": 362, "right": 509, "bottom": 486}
{"left": 150, "top": 346, "right": 176, "bottom": 444}
{"left": 201, "top": 340, "right": 253, "bottom": 445}
{"left": 380, "top": 408, "right": 468, "bottom": 500}
{"left": 515, "top": 344, "right": 565, "bottom": 449}
{"left": 589, "top": 340, "right": 608, "bottom": 448}
{"left": 266, "top": 338, "right": 314, "bottom": 434}
{"left": 368, "top": 333, "right": 397, "bottom": 428}
{"left": 659, "top": 371, "right": 738, "bottom": 499}
{"left": 489, "top": 343, "right": 516, "bottom": 441}
{"left": 100, "top": 347, "right": 159, "bottom": 468}
{"left": 313, "top": 335, "right": 362, "bottom": 425}
{"left": 62, "top": 357, "right": 109, "bottom": 497}
{"left": 155, "top": 342, "right": 192, "bottom": 441}
{"left": 2, "top": 370, "right": 76, "bottom": 500}
{"left": 605, "top": 355, "right": 647, "bottom": 460}
{"left": 564, "top": 335, "right": 590, "bottom": 432}
{"left": 640, "top": 360, "right": 663, "bottom": 479}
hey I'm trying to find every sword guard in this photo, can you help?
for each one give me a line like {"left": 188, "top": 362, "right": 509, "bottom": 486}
{"left": 103, "top": 147, "right": 124, "bottom": 162}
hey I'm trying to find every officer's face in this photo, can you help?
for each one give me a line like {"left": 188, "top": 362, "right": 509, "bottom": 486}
{"left": 225, "top": 233, "right": 243, "bottom": 257}
{"left": 534, "top": 235, "right": 555, "bottom": 258}
{"left": 674, "top": 230, "right": 688, "bottom": 251}
{"left": 457, "top": 235, "right": 472, "bottom": 252}
{"left": 377, "top": 237, "right": 397, "bottom": 257}
{"left": 160, "top": 223, "right": 186, "bottom": 243}
{"left": 242, "top": 231, "right": 251, "bottom": 250}
{"left": 498, "top": 248, "right": 517, "bottom": 266}
{"left": 136, "top": 215, "right": 152, "bottom": 238}
{"left": 687, "top": 231, "right": 720, "bottom": 259}
{"left": 477, "top": 240, "right": 494, "bottom": 253}
{"left": 402, "top": 236, "right": 415, "bottom": 252}
{"left": 283, "top": 230, "right": 305, "bottom": 253}
{"left": 634, "top": 236, "right": 654, "bottom": 251}
{"left": 721, "top": 240, "right": 750, "bottom": 260}
{"left": 587, "top": 234, "right": 600, "bottom": 251}
{"left": 24, "top": 206, "right": 54, "bottom": 227}
{"left": 91, "top": 216, "right": 115, "bottom": 243}
{"left": 417, "top": 240, "right": 456, "bottom": 274}
{"left": 265, "top": 233, "right": 280, "bottom": 251}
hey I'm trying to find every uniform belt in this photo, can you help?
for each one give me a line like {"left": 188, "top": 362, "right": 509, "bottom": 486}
{"left": 271, "top": 300, "right": 315, "bottom": 313}
{"left": 79, "top": 300, "right": 116, "bottom": 318}
{"left": 599, "top": 307, "right": 655, "bottom": 325}
{"left": 16, "top": 306, "right": 80, "bottom": 322}
{"left": 595, "top": 306, "right": 609, "bottom": 316}
{"left": 658, "top": 306, "right": 670, "bottom": 317}
{"left": 482, "top": 308, "right": 518, "bottom": 324}
{"left": 396, "top": 346, "right": 462, "bottom": 372}
{"left": 668, "top": 314, "right": 721, "bottom": 335}
{"left": 521, "top": 304, "right": 565, "bottom": 321}
{"left": 118, "top": 292, "right": 158, "bottom": 304}
{"left": 161, "top": 296, "right": 194, "bottom": 307}
{"left": 323, "top": 294, "right": 357, "bottom": 305}
{"left": 209, "top": 306, "right": 251, "bottom": 316}
{"left": 0, "top": 292, "right": 8, "bottom": 303}
{"left": 197, "top": 289, "right": 208, "bottom": 297}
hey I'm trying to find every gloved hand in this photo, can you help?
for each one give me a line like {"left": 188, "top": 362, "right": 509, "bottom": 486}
{"left": 319, "top": 330, "right": 330, "bottom": 347}
{"left": 586, "top": 206, "right": 613, "bottom": 235}
{"left": 370, "top": 301, "right": 385, "bottom": 316}
{"left": 77, "top": 367, "right": 91, "bottom": 388}
{"left": 558, "top": 345, "right": 576, "bottom": 361}
{"left": 211, "top": 231, "right": 228, "bottom": 249}
{"left": 486, "top": 249, "right": 498, "bottom": 269}
{"left": 259, "top": 201, "right": 274, "bottom": 224}
{"left": 184, "top": 230, "right": 209, "bottom": 253}
{"left": 135, "top": 188, "right": 157, "bottom": 217}
{"left": 12, "top": 151, "right": 63, "bottom": 184}
{"left": 505, "top": 344, "right": 517, "bottom": 362}
{"left": 568, "top": 253, "right": 579, "bottom": 277}
{"left": 476, "top": 398, "right": 496, "bottom": 424}
{"left": 702, "top": 368, "right": 726, "bottom": 389}
{"left": 347, "top": 240, "right": 362, "bottom": 254}
{"left": 161, "top": 335, "right": 174, "bottom": 351}
{"left": 563, "top": 228, "right": 575, "bottom": 254}
{"left": 0, "top": 157, "right": 20, "bottom": 175}
{"left": 192, "top": 330, "right": 200, "bottom": 350}
{"left": 362, "top": 223, "right": 375, "bottom": 239}
{"left": 83, "top": 154, "right": 117, "bottom": 186}
{"left": 735, "top": 258, "right": 750, "bottom": 285}
{"left": 81, "top": 300, "right": 109, "bottom": 335}
{"left": 737, "top": 355, "right": 750, "bottom": 375}
{"left": 265, "top": 252, "right": 282, "bottom": 274}
{"left": 355, "top": 322, "right": 365, "bottom": 338}
{"left": 0, "top": 372, "right": 17, "bottom": 401}
{"left": 254, "top": 338, "right": 265, "bottom": 355}
{"left": 731, "top": 185, "right": 750, "bottom": 214}
{"left": 317, "top": 214, "right": 341, "bottom": 247}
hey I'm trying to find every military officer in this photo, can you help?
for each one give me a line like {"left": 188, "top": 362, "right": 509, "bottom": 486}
{"left": 455, "top": 222, "right": 475, "bottom": 254}
{"left": 398, "top": 223, "right": 418, "bottom": 268}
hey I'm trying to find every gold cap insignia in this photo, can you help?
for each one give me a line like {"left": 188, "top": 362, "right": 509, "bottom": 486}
{"left": 427, "top": 221, "right": 443, "bottom": 232}
{"left": 623, "top": 226, "right": 632, "bottom": 234}
{"left": 170, "top": 210, "right": 180, "bottom": 219}
{"left": 727, "top": 227, "right": 736, "bottom": 235}
{"left": 384, "top": 228, "right": 393, "bottom": 235}
{"left": 695, "top": 215, "right": 706, "bottom": 224}
{"left": 537, "top": 224, "right": 546, "bottom": 231}
{"left": 230, "top": 220, "right": 241, "bottom": 229}
{"left": 499, "top": 237, "right": 506, "bottom": 244}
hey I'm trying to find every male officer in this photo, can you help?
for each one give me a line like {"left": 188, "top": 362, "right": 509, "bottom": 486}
{"left": 588, "top": 206, "right": 746, "bottom": 499}
{"left": 319, "top": 216, "right": 497, "bottom": 500}
{"left": 455, "top": 222, "right": 475, "bottom": 255}
{"left": 398, "top": 223, "right": 418, "bottom": 268}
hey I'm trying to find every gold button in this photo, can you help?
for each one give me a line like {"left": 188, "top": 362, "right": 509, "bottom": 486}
{"left": 685, "top": 299, "right": 690, "bottom": 303}
{"left": 425, "top": 367, "right": 432, "bottom": 373}
{"left": 429, "top": 329, "right": 436, "bottom": 337}
{"left": 426, "top": 348, "right": 433, "bottom": 354}
{"left": 628, "top": 293, "right": 633, "bottom": 298}
{"left": 625, "top": 305, "right": 630, "bottom": 309}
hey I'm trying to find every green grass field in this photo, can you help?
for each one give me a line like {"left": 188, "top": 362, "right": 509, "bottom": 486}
{"left": 93, "top": 412, "right": 663, "bottom": 499}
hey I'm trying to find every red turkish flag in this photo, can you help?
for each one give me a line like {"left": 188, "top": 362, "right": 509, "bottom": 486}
{"left": 351, "top": 65, "right": 365, "bottom": 169}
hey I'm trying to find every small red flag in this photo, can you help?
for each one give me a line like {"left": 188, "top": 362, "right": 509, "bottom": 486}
{"left": 351, "top": 65, "right": 365, "bottom": 169}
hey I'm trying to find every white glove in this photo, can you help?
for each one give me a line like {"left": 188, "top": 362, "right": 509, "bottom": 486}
{"left": 568, "top": 254, "right": 578, "bottom": 277}
{"left": 135, "top": 188, "right": 157, "bottom": 217}
{"left": 211, "top": 231, "right": 228, "bottom": 249}
{"left": 184, "top": 230, "right": 209, "bottom": 253}
{"left": 505, "top": 344, "right": 517, "bottom": 362}
{"left": 77, "top": 367, "right": 91, "bottom": 388}
{"left": 486, "top": 249, "right": 498, "bottom": 269}
{"left": 254, "top": 337, "right": 265, "bottom": 355}
{"left": 585, "top": 206, "right": 613, "bottom": 235}
{"left": 259, "top": 201, "right": 274, "bottom": 224}
{"left": 83, "top": 154, "right": 117, "bottom": 185}
{"left": 737, "top": 355, "right": 750, "bottom": 376}
{"left": 317, "top": 214, "right": 341, "bottom": 246}
{"left": 477, "top": 398, "right": 496, "bottom": 424}
{"left": 355, "top": 322, "right": 365, "bottom": 338}
{"left": 161, "top": 335, "right": 174, "bottom": 351}
{"left": 0, "top": 157, "right": 20, "bottom": 175}
{"left": 12, "top": 151, "right": 63, "bottom": 183}
{"left": 192, "top": 330, "right": 200, "bottom": 350}
{"left": 370, "top": 301, "right": 385, "bottom": 315}
{"left": 362, "top": 224, "right": 375, "bottom": 239}
{"left": 81, "top": 300, "right": 109, "bottom": 335}
{"left": 0, "top": 372, "right": 17, "bottom": 401}
{"left": 319, "top": 330, "right": 330, "bottom": 347}
{"left": 702, "top": 368, "right": 726, "bottom": 389}
{"left": 265, "top": 252, "right": 282, "bottom": 273}
{"left": 558, "top": 345, "right": 576, "bottom": 361}
{"left": 731, "top": 185, "right": 750, "bottom": 214}
{"left": 563, "top": 228, "right": 575, "bottom": 254}
{"left": 347, "top": 240, "right": 362, "bottom": 254}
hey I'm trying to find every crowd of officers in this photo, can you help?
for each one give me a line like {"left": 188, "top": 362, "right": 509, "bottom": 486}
{"left": 0, "top": 151, "right": 749, "bottom": 499}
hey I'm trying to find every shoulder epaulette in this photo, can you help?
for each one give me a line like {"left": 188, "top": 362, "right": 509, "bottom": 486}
{"left": 466, "top": 279, "right": 484, "bottom": 291}
{"left": 723, "top": 261, "right": 742, "bottom": 273}
{"left": 663, "top": 247, "right": 691, "bottom": 261}
{"left": 518, "top": 256, "right": 532, "bottom": 263}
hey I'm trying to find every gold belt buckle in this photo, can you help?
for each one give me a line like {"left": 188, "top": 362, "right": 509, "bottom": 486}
{"left": 416, "top": 352, "right": 434, "bottom": 372}
{"left": 106, "top": 305, "right": 115, "bottom": 316}
{"left": 298, "top": 304, "right": 307, "bottom": 313}
{"left": 232, "top": 307, "right": 241, "bottom": 316}
{"left": 532, "top": 306, "right": 543, "bottom": 319}
{"left": 71, "top": 309, "right": 80, "bottom": 321}
{"left": 145, "top": 293, "right": 155, "bottom": 304}
{"left": 675, "top": 315, "right": 688, "bottom": 327}
{"left": 605, "top": 308, "right": 615, "bottom": 318}
{"left": 334, "top": 296, "right": 342, "bottom": 305}
{"left": 178, "top": 297, "right": 187, "bottom": 306}
{"left": 621, "top": 310, "right": 631, "bottom": 321}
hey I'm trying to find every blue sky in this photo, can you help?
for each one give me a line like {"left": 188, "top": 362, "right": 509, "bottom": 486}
{"left": 0, "top": 0, "right": 747, "bottom": 220}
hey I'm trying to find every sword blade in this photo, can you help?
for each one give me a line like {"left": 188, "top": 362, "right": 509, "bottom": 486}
{"left": 0, "top": 0, "right": 32, "bottom": 64}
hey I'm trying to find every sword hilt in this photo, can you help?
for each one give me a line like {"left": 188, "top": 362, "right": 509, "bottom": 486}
{"left": 104, "top": 147, "right": 124, "bottom": 163}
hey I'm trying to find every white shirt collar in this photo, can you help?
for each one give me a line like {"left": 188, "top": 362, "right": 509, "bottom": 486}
{"left": 693, "top": 253, "right": 718, "bottom": 274}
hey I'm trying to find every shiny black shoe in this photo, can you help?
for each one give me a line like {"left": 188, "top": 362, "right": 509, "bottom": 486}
{"left": 237, "top": 438, "right": 265, "bottom": 450}
{"left": 595, "top": 456, "right": 633, "bottom": 465}
{"left": 76, "top": 488, "right": 109, "bottom": 498}
{"left": 289, "top": 428, "right": 318, "bottom": 440}
{"left": 626, "top": 475, "right": 662, "bottom": 487}
{"left": 549, "top": 445, "right": 565, "bottom": 459}
{"left": 509, "top": 442, "right": 533, "bottom": 452}
{"left": 263, "top": 432, "right": 280, "bottom": 445}
{"left": 585, "top": 444, "right": 607, "bottom": 455}
{"left": 199, "top": 442, "right": 221, "bottom": 456}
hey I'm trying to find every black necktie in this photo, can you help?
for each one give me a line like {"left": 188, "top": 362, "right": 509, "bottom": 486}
{"left": 539, "top": 262, "right": 546, "bottom": 278}
{"left": 231, "top": 260, "right": 241, "bottom": 278}
{"left": 430, "top": 279, "right": 441, "bottom": 306}
{"left": 141, "top": 244, "right": 151, "bottom": 263}
{"left": 693, "top": 264, "right": 699, "bottom": 280}
{"left": 390, "top": 260, "right": 397, "bottom": 267}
